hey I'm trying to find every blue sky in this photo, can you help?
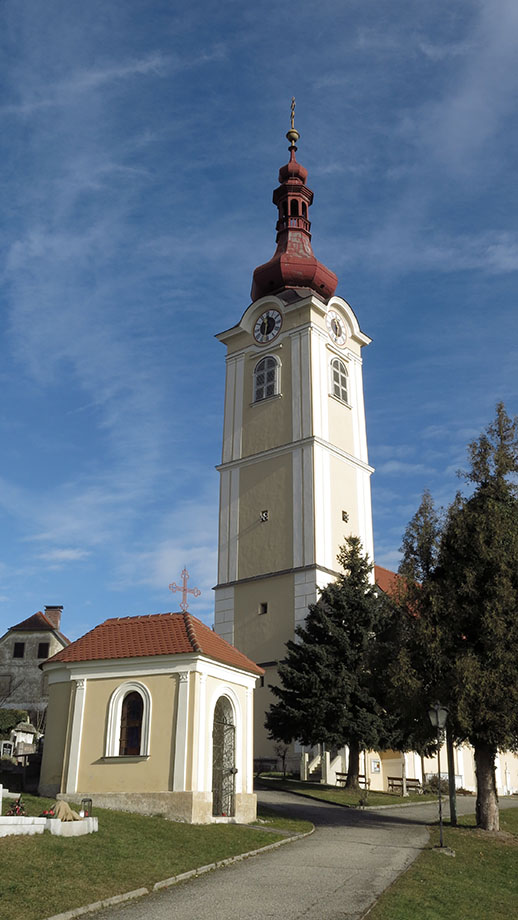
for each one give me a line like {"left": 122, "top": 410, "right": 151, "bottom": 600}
{"left": 1, "top": 0, "right": 517, "bottom": 640}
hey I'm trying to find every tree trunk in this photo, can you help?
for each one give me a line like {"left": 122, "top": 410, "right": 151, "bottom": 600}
{"left": 345, "top": 739, "right": 360, "bottom": 788}
{"left": 401, "top": 752, "right": 408, "bottom": 796}
{"left": 474, "top": 741, "right": 499, "bottom": 831}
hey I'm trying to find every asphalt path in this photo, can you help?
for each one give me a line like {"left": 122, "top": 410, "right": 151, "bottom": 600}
{"left": 86, "top": 792, "right": 516, "bottom": 920}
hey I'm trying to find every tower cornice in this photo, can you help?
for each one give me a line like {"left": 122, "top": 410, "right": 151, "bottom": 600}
{"left": 215, "top": 434, "right": 375, "bottom": 475}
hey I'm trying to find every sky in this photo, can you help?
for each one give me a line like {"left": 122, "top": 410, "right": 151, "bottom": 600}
{"left": 0, "top": 0, "right": 517, "bottom": 641}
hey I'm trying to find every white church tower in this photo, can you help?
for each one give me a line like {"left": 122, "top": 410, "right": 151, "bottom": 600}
{"left": 214, "top": 106, "right": 374, "bottom": 758}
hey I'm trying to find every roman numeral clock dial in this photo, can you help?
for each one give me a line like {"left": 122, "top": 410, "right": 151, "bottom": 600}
{"left": 254, "top": 309, "right": 282, "bottom": 343}
{"left": 326, "top": 309, "right": 347, "bottom": 346}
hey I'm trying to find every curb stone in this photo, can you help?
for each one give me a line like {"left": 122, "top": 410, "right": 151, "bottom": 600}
{"left": 363, "top": 800, "right": 439, "bottom": 810}
{"left": 42, "top": 828, "right": 314, "bottom": 920}
{"left": 43, "top": 889, "right": 149, "bottom": 920}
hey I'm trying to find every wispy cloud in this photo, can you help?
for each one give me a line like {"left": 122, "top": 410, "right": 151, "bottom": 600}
{"left": 338, "top": 222, "right": 518, "bottom": 276}
{"left": 412, "top": 1, "right": 518, "bottom": 172}
{"left": 376, "top": 460, "right": 435, "bottom": 476}
{"left": 2, "top": 54, "right": 168, "bottom": 116}
{"left": 37, "top": 548, "right": 91, "bottom": 565}
{"left": 113, "top": 491, "right": 219, "bottom": 624}
{"left": 417, "top": 39, "right": 476, "bottom": 61}
{"left": 374, "top": 548, "right": 403, "bottom": 570}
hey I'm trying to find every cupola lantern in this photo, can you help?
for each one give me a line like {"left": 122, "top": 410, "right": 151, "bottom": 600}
{"left": 251, "top": 98, "right": 338, "bottom": 302}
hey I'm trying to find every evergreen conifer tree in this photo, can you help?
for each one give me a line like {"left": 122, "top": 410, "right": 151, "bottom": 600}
{"left": 436, "top": 404, "right": 518, "bottom": 830}
{"left": 398, "top": 404, "right": 518, "bottom": 831}
{"left": 265, "top": 537, "right": 389, "bottom": 787}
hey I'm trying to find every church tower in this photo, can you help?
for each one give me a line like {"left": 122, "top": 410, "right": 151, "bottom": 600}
{"left": 214, "top": 105, "right": 374, "bottom": 758}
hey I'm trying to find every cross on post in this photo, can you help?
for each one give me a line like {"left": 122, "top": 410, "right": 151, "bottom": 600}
{"left": 169, "top": 568, "right": 201, "bottom": 612}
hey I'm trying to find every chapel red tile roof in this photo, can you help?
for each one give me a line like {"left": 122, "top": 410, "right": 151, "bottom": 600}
{"left": 46, "top": 612, "right": 264, "bottom": 676}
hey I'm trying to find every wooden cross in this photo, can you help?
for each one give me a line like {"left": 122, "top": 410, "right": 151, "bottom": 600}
{"left": 169, "top": 568, "right": 201, "bottom": 612}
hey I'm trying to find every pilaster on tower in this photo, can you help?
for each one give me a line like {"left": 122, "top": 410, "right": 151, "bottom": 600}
{"left": 214, "top": 103, "right": 374, "bottom": 762}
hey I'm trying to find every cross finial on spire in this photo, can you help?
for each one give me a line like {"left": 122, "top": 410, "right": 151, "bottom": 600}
{"left": 168, "top": 567, "right": 201, "bottom": 612}
{"left": 286, "top": 96, "right": 300, "bottom": 148}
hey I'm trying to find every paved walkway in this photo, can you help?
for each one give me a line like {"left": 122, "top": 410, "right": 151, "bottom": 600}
{"left": 86, "top": 792, "right": 518, "bottom": 920}
{"left": 88, "top": 790, "right": 444, "bottom": 920}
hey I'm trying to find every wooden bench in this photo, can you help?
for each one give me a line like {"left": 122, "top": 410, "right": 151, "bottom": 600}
{"left": 387, "top": 776, "right": 422, "bottom": 794}
{"left": 335, "top": 773, "right": 368, "bottom": 789}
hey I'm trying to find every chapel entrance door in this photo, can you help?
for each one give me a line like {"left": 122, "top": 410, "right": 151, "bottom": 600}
{"left": 212, "top": 697, "right": 236, "bottom": 817}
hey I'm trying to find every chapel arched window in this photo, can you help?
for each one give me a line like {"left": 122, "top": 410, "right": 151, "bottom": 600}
{"left": 119, "top": 691, "right": 143, "bottom": 756}
{"left": 330, "top": 357, "right": 349, "bottom": 404}
{"left": 254, "top": 356, "right": 280, "bottom": 402}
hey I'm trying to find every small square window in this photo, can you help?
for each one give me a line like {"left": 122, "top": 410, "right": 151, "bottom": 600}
{"left": 37, "top": 642, "right": 50, "bottom": 659}
{"left": 342, "top": 510, "right": 349, "bottom": 523}
{"left": 13, "top": 642, "right": 25, "bottom": 659}
{"left": 259, "top": 602, "right": 268, "bottom": 615}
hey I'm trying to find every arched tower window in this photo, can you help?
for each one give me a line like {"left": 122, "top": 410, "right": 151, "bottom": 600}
{"left": 254, "top": 356, "right": 280, "bottom": 402}
{"left": 105, "top": 681, "right": 152, "bottom": 757}
{"left": 290, "top": 199, "right": 299, "bottom": 217}
{"left": 301, "top": 202, "right": 307, "bottom": 218}
{"left": 330, "top": 357, "right": 349, "bottom": 404}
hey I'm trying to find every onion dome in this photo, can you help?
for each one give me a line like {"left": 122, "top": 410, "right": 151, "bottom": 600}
{"left": 251, "top": 99, "right": 338, "bottom": 303}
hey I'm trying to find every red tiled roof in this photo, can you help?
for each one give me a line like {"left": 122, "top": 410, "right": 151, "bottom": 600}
{"left": 374, "top": 565, "right": 402, "bottom": 597}
{"left": 46, "top": 612, "right": 264, "bottom": 676}
{"left": 10, "top": 612, "right": 70, "bottom": 643}
{"left": 12, "top": 612, "right": 56, "bottom": 631}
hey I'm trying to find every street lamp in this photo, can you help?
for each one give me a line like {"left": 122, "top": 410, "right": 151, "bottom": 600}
{"left": 428, "top": 702, "right": 449, "bottom": 848}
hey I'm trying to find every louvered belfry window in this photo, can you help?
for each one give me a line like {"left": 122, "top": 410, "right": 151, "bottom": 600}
{"left": 119, "top": 691, "right": 143, "bottom": 755}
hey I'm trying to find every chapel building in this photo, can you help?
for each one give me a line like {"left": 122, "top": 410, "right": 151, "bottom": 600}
{"left": 39, "top": 611, "right": 262, "bottom": 823}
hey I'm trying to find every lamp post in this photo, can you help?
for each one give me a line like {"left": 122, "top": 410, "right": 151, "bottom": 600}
{"left": 428, "top": 702, "right": 449, "bottom": 848}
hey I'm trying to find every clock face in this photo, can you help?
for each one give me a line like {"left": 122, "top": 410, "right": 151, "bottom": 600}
{"left": 254, "top": 309, "right": 282, "bottom": 343}
{"left": 326, "top": 310, "right": 347, "bottom": 346}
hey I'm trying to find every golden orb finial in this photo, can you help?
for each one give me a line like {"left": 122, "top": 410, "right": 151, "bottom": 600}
{"left": 286, "top": 96, "right": 300, "bottom": 147}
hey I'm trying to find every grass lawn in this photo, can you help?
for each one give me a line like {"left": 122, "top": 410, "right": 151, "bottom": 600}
{"left": 256, "top": 775, "right": 437, "bottom": 807}
{"left": 1, "top": 794, "right": 312, "bottom": 920}
{"left": 366, "top": 805, "right": 518, "bottom": 920}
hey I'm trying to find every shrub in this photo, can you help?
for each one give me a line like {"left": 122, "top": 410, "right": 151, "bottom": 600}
{"left": 424, "top": 775, "right": 449, "bottom": 795}
{"left": 0, "top": 709, "right": 29, "bottom": 738}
